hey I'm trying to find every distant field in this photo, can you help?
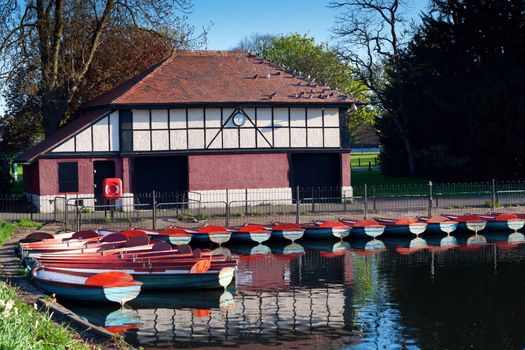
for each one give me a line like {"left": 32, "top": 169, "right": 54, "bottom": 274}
{"left": 351, "top": 152, "right": 380, "bottom": 169}
{"left": 351, "top": 170, "right": 429, "bottom": 187}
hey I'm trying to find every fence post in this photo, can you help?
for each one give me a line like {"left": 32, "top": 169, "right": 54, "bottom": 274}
{"left": 364, "top": 184, "right": 368, "bottom": 219}
{"left": 64, "top": 194, "right": 68, "bottom": 231}
{"left": 30, "top": 194, "right": 34, "bottom": 221}
{"left": 491, "top": 179, "right": 496, "bottom": 212}
{"left": 152, "top": 190, "right": 157, "bottom": 230}
{"left": 295, "top": 185, "right": 300, "bottom": 224}
{"left": 225, "top": 189, "right": 230, "bottom": 227}
{"left": 76, "top": 203, "right": 80, "bottom": 231}
{"left": 245, "top": 188, "right": 248, "bottom": 216}
{"left": 311, "top": 187, "right": 315, "bottom": 213}
{"left": 372, "top": 186, "right": 377, "bottom": 212}
{"left": 428, "top": 181, "right": 433, "bottom": 217}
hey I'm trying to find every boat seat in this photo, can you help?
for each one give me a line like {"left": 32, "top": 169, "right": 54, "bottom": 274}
{"left": 177, "top": 245, "right": 192, "bottom": 255}
{"left": 99, "top": 242, "right": 126, "bottom": 251}
{"left": 151, "top": 240, "right": 172, "bottom": 251}
{"left": 193, "top": 248, "right": 202, "bottom": 258}
{"left": 70, "top": 230, "right": 98, "bottom": 240}
{"left": 124, "top": 236, "right": 150, "bottom": 247}
{"left": 101, "top": 233, "right": 127, "bottom": 243}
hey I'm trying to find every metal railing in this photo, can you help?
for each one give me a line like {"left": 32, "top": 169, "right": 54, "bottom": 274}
{"left": 2, "top": 180, "right": 525, "bottom": 230}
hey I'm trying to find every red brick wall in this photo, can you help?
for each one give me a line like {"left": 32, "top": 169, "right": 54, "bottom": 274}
{"left": 38, "top": 158, "right": 123, "bottom": 196}
{"left": 341, "top": 152, "right": 351, "bottom": 187}
{"left": 188, "top": 153, "right": 290, "bottom": 190}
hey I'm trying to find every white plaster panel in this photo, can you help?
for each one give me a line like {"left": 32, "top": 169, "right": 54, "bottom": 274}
{"left": 92, "top": 117, "right": 109, "bottom": 151}
{"left": 75, "top": 127, "right": 92, "bottom": 151}
{"left": 169, "top": 109, "right": 186, "bottom": 129}
{"left": 240, "top": 128, "right": 256, "bottom": 148}
{"left": 223, "top": 128, "right": 239, "bottom": 148}
{"left": 257, "top": 128, "right": 272, "bottom": 147}
{"left": 151, "top": 109, "right": 168, "bottom": 129}
{"left": 132, "top": 110, "right": 150, "bottom": 129}
{"left": 256, "top": 108, "right": 272, "bottom": 127}
{"left": 187, "top": 129, "right": 204, "bottom": 149}
{"left": 205, "top": 108, "right": 222, "bottom": 128}
{"left": 109, "top": 112, "right": 119, "bottom": 151}
{"left": 290, "top": 108, "right": 306, "bottom": 126}
{"left": 307, "top": 108, "right": 323, "bottom": 127}
{"left": 206, "top": 129, "right": 221, "bottom": 149}
{"left": 242, "top": 108, "right": 256, "bottom": 126}
{"left": 291, "top": 128, "right": 307, "bottom": 147}
{"left": 324, "top": 108, "right": 339, "bottom": 126}
{"left": 307, "top": 128, "right": 324, "bottom": 147}
{"left": 273, "top": 127, "right": 289, "bottom": 148}
{"left": 324, "top": 128, "right": 340, "bottom": 147}
{"left": 187, "top": 108, "right": 204, "bottom": 128}
{"left": 133, "top": 130, "right": 151, "bottom": 151}
{"left": 52, "top": 138, "right": 75, "bottom": 152}
{"left": 273, "top": 107, "right": 288, "bottom": 127}
{"left": 170, "top": 129, "right": 187, "bottom": 149}
{"left": 151, "top": 130, "right": 169, "bottom": 150}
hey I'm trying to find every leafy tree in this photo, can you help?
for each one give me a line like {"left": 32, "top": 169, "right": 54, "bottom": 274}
{"left": 233, "top": 33, "right": 276, "bottom": 54}
{"left": 0, "top": 0, "right": 204, "bottom": 137}
{"left": 254, "top": 33, "right": 377, "bottom": 136}
{"left": 380, "top": 0, "right": 525, "bottom": 180}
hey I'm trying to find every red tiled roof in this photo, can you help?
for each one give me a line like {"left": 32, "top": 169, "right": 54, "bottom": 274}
{"left": 15, "top": 109, "right": 110, "bottom": 163}
{"left": 84, "top": 50, "right": 355, "bottom": 107}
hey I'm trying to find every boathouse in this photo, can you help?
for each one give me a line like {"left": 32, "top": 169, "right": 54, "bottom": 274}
{"left": 16, "top": 51, "right": 355, "bottom": 212}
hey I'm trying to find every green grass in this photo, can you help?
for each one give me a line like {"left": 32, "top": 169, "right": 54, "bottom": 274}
{"left": 0, "top": 219, "right": 92, "bottom": 350}
{"left": 351, "top": 152, "right": 380, "bottom": 169}
{"left": 352, "top": 170, "right": 429, "bottom": 187}
{"left": 0, "top": 283, "right": 90, "bottom": 350}
{"left": 0, "top": 219, "right": 41, "bottom": 246}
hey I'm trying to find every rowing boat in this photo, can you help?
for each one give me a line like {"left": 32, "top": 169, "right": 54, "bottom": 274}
{"left": 301, "top": 221, "right": 351, "bottom": 240}
{"left": 32, "top": 268, "right": 142, "bottom": 304}
{"left": 267, "top": 223, "right": 304, "bottom": 242}
{"left": 340, "top": 219, "right": 385, "bottom": 238}
{"left": 375, "top": 218, "right": 427, "bottom": 237}
{"left": 228, "top": 224, "right": 272, "bottom": 244}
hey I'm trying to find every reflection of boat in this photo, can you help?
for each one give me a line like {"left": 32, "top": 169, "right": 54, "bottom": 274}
{"left": 418, "top": 216, "right": 458, "bottom": 234}
{"left": 301, "top": 240, "right": 351, "bottom": 258}
{"left": 129, "top": 289, "right": 235, "bottom": 311}
{"left": 63, "top": 303, "right": 142, "bottom": 333}
{"left": 376, "top": 218, "right": 427, "bottom": 237}
{"left": 456, "top": 233, "right": 487, "bottom": 248}
{"left": 33, "top": 268, "right": 142, "bottom": 304}
{"left": 271, "top": 242, "right": 305, "bottom": 255}
{"left": 212, "top": 246, "right": 232, "bottom": 257}
{"left": 302, "top": 221, "right": 351, "bottom": 240}
{"left": 340, "top": 219, "right": 385, "bottom": 238}
{"left": 350, "top": 238, "right": 386, "bottom": 256}
{"left": 229, "top": 244, "right": 272, "bottom": 257}
{"left": 483, "top": 232, "right": 525, "bottom": 249}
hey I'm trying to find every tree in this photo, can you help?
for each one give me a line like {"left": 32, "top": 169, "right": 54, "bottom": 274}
{"left": 330, "top": 0, "right": 417, "bottom": 174}
{"left": 252, "top": 33, "right": 377, "bottom": 134}
{"left": 0, "top": 0, "right": 203, "bottom": 137}
{"left": 233, "top": 33, "right": 276, "bottom": 54}
{"left": 380, "top": 0, "right": 525, "bottom": 180}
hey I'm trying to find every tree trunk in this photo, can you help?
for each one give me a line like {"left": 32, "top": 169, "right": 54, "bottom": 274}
{"left": 41, "top": 93, "right": 66, "bottom": 137}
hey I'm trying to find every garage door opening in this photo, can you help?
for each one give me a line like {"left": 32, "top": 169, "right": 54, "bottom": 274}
{"left": 290, "top": 153, "right": 341, "bottom": 201}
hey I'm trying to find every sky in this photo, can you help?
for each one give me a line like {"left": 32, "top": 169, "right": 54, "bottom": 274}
{"left": 0, "top": 0, "right": 429, "bottom": 116}
{"left": 188, "top": 0, "right": 430, "bottom": 50}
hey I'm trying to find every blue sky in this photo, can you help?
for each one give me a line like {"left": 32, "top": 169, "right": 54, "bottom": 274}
{"left": 0, "top": 0, "right": 429, "bottom": 116}
{"left": 188, "top": 0, "right": 430, "bottom": 50}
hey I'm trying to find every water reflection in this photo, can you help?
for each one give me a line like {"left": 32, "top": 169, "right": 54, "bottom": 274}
{"left": 61, "top": 232, "right": 525, "bottom": 349}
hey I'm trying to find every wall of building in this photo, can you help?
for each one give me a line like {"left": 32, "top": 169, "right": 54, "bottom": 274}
{"left": 22, "top": 162, "right": 39, "bottom": 194}
{"left": 188, "top": 153, "right": 289, "bottom": 191}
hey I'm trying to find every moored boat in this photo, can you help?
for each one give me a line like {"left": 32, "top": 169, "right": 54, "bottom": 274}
{"left": 32, "top": 268, "right": 142, "bottom": 304}
{"left": 444, "top": 215, "right": 487, "bottom": 233}
{"left": 376, "top": 218, "right": 427, "bottom": 237}
{"left": 418, "top": 216, "right": 458, "bottom": 235}
{"left": 301, "top": 221, "right": 351, "bottom": 240}
{"left": 267, "top": 223, "right": 304, "bottom": 242}
{"left": 478, "top": 213, "right": 525, "bottom": 232}
{"left": 148, "top": 227, "right": 193, "bottom": 246}
{"left": 190, "top": 225, "right": 232, "bottom": 245}
{"left": 228, "top": 224, "right": 272, "bottom": 244}
{"left": 340, "top": 219, "right": 385, "bottom": 238}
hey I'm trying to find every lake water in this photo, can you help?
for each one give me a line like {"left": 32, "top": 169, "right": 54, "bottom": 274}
{"left": 62, "top": 232, "right": 525, "bottom": 349}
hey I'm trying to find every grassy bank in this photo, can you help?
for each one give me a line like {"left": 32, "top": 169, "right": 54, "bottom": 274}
{"left": 0, "top": 220, "right": 91, "bottom": 350}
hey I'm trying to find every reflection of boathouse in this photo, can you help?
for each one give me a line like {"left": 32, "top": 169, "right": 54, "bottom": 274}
{"left": 124, "top": 249, "right": 355, "bottom": 348}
